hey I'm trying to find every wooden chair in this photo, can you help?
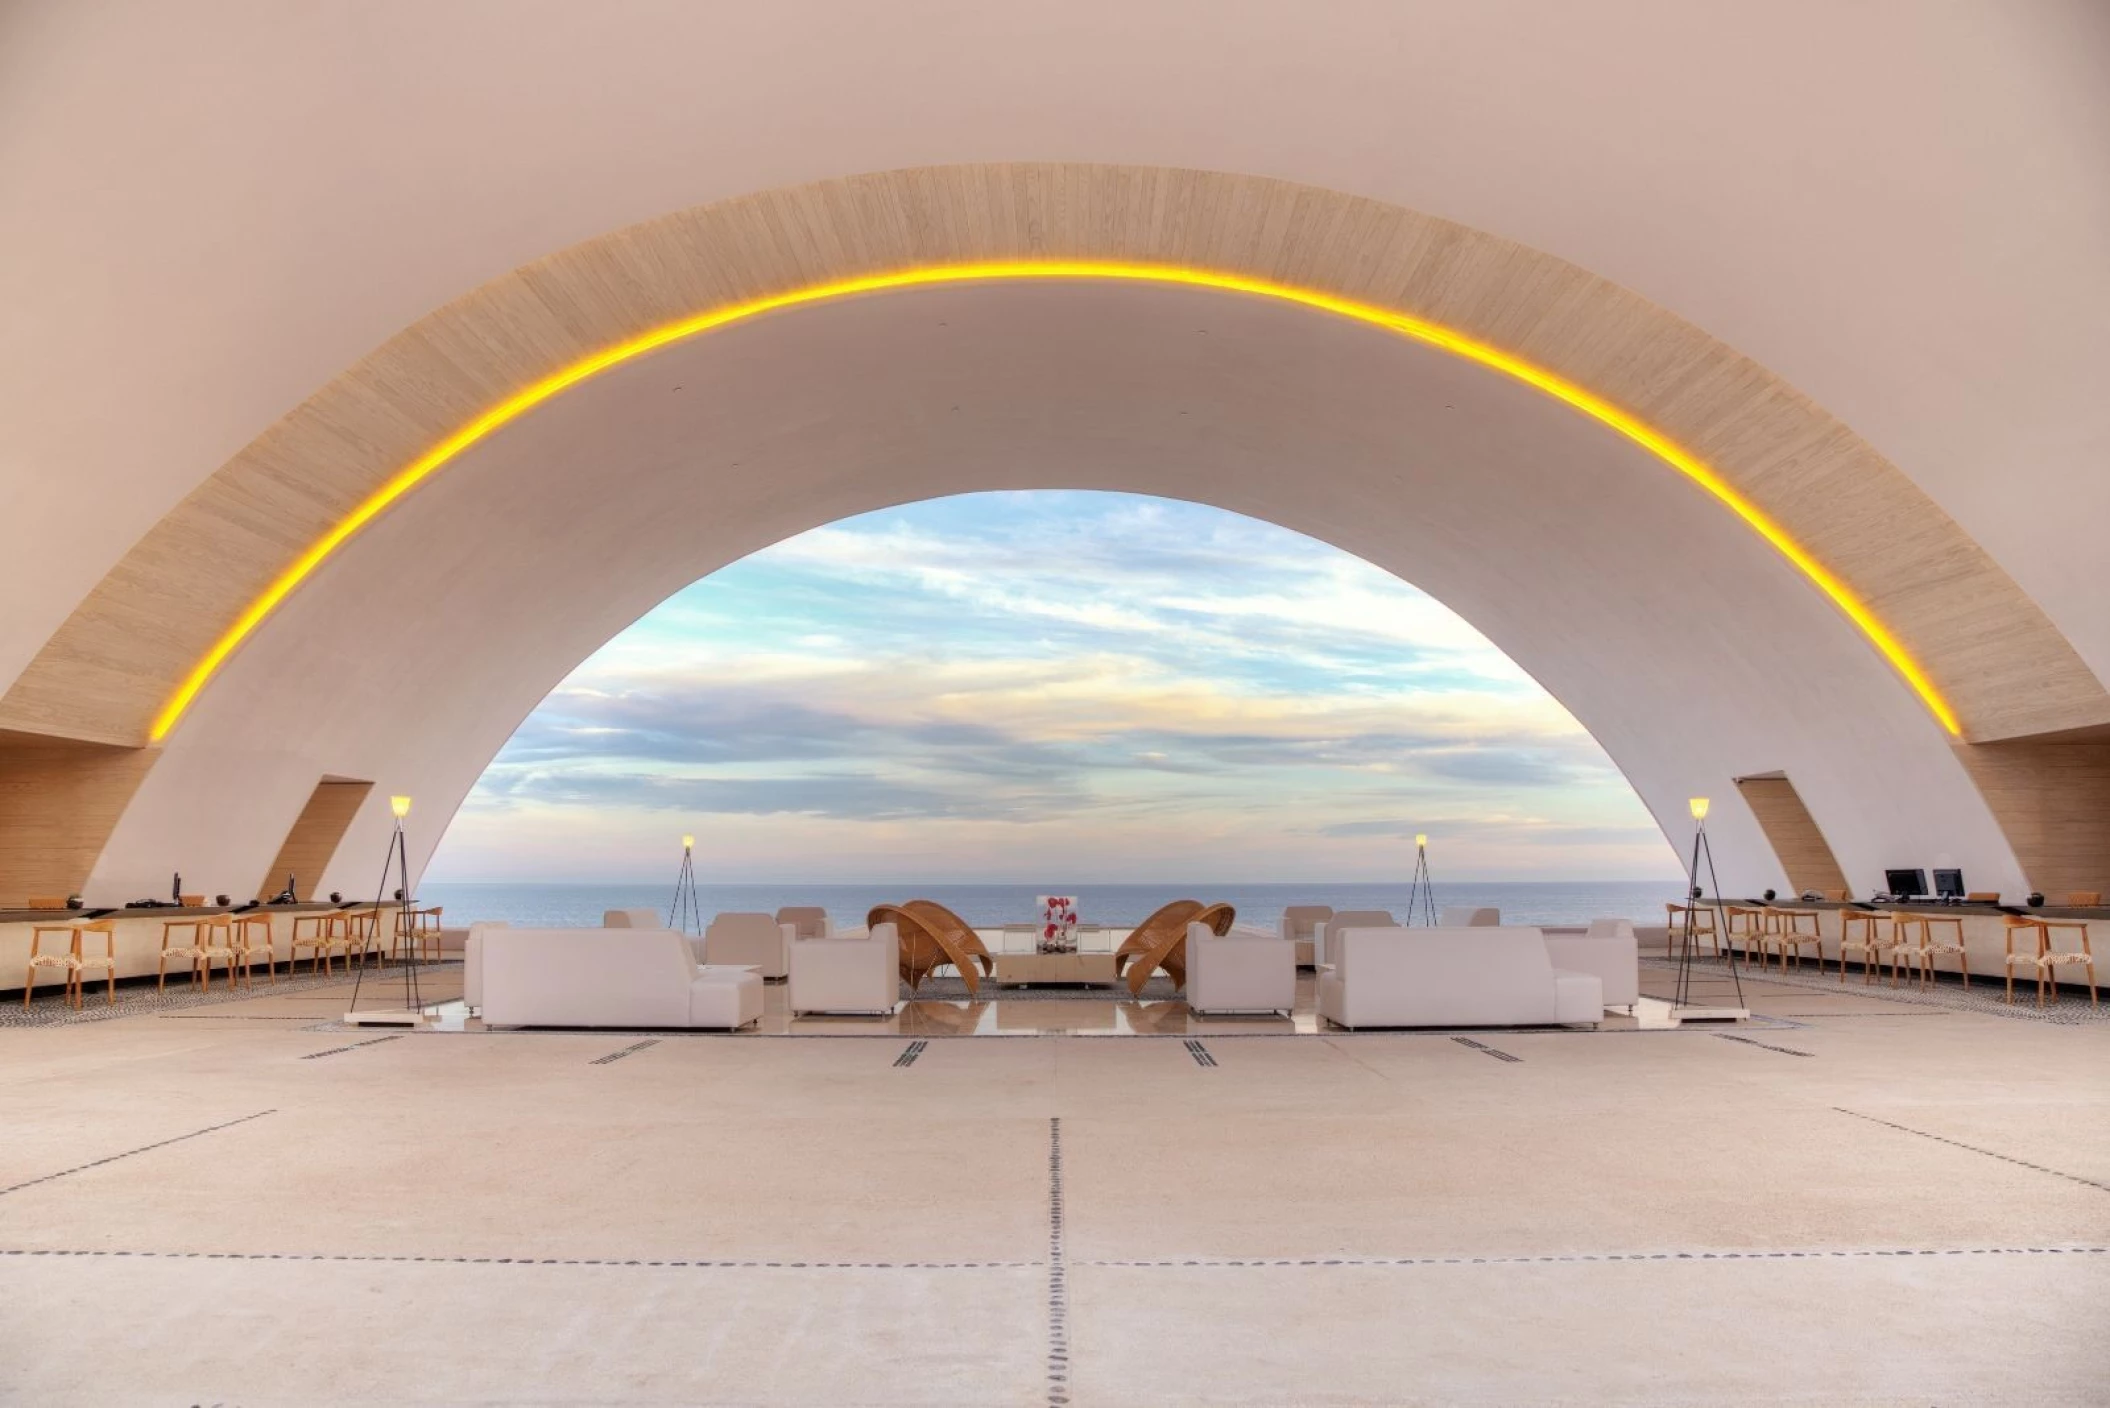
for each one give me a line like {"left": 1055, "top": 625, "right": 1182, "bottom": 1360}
{"left": 394, "top": 906, "right": 444, "bottom": 962}
{"left": 1664, "top": 903, "right": 1720, "bottom": 958}
{"left": 197, "top": 916, "right": 241, "bottom": 986}
{"left": 1766, "top": 906, "right": 1824, "bottom": 971}
{"left": 336, "top": 909, "right": 381, "bottom": 969}
{"left": 178, "top": 893, "right": 205, "bottom": 907}
{"left": 26, "top": 894, "right": 70, "bottom": 910}
{"left": 1964, "top": 891, "right": 2000, "bottom": 905}
{"left": 2032, "top": 916, "right": 2097, "bottom": 1006}
{"left": 289, "top": 913, "right": 345, "bottom": 974}
{"left": 1874, "top": 913, "right": 1923, "bottom": 986}
{"left": 23, "top": 921, "right": 117, "bottom": 1009}
{"left": 231, "top": 913, "right": 277, "bottom": 987}
{"left": 2001, "top": 916, "right": 2046, "bottom": 1005}
{"left": 868, "top": 901, "right": 994, "bottom": 996}
{"left": 1723, "top": 905, "right": 1768, "bottom": 965}
{"left": 1904, "top": 913, "right": 1969, "bottom": 989}
{"left": 157, "top": 918, "right": 212, "bottom": 991}
{"left": 1113, "top": 900, "right": 1206, "bottom": 982}
{"left": 1117, "top": 901, "right": 1235, "bottom": 997}
{"left": 1836, "top": 910, "right": 1885, "bottom": 983}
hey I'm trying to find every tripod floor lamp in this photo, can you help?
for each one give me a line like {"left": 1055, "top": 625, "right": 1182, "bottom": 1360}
{"left": 345, "top": 792, "right": 426, "bottom": 1026}
{"left": 1405, "top": 833, "right": 1439, "bottom": 926}
{"left": 1671, "top": 796, "right": 1749, "bottom": 1023}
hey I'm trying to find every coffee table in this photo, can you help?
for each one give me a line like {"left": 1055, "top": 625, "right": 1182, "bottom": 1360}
{"left": 985, "top": 925, "right": 1121, "bottom": 988}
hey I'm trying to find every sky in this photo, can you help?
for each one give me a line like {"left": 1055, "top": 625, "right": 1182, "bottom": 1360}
{"left": 426, "top": 492, "right": 1682, "bottom": 883}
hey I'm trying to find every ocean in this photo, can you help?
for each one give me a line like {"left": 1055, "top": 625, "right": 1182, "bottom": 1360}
{"left": 416, "top": 880, "right": 1680, "bottom": 932}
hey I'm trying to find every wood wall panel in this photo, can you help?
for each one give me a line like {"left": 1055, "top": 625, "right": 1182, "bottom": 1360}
{"left": 0, "top": 164, "right": 2101, "bottom": 748}
{"left": 1734, "top": 774, "right": 1850, "bottom": 896}
{"left": 254, "top": 778, "right": 372, "bottom": 901}
{"left": 0, "top": 730, "right": 156, "bottom": 905}
{"left": 1954, "top": 739, "right": 2110, "bottom": 900}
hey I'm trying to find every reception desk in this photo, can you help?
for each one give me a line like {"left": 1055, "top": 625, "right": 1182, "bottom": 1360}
{"left": 3, "top": 902, "right": 406, "bottom": 995}
{"left": 1692, "top": 899, "right": 2103, "bottom": 987}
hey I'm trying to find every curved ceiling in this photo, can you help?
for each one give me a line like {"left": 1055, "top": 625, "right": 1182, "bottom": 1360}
{"left": 5, "top": 0, "right": 2107, "bottom": 701}
{"left": 85, "top": 280, "right": 2023, "bottom": 903}
{"left": 5, "top": 165, "right": 2099, "bottom": 751}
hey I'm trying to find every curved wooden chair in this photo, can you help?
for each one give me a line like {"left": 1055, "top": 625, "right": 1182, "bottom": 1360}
{"left": 868, "top": 901, "right": 995, "bottom": 996}
{"left": 1116, "top": 901, "right": 1235, "bottom": 996}
{"left": 1113, "top": 900, "right": 1204, "bottom": 983}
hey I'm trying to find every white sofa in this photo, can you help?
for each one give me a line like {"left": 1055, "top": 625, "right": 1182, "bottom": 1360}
{"left": 775, "top": 906, "right": 832, "bottom": 940}
{"left": 1542, "top": 918, "right": 1640, "bottom": 1011}
{"left": 1314, "top": 909, "right": 1395, "bottom": 967}
{"left": 1186, "top": 921, "right": 1297, "bottom": 1015}
{"left": 1441, "top": 906, "right": 1501, "bottom": 927}
{"left": 479, "top": 927, "right": 762, "bottom": 1029}
{"left": 789, "top": 923, "right": 899, "bottom": 1015}
{"left": 462, "top": 920, "right": 509, "bottom": 1011}
{"left": 603, "top": 908, "right": 663, "bottom": 928}
{"left": 1278, "top": 906, "right": 1331, "bottom": 967}
{"left": 1317, "top": 925, "right": 1602, "bottom": 1029}
{"left": 703, "top": 912, "right": 792, "bottom": 980}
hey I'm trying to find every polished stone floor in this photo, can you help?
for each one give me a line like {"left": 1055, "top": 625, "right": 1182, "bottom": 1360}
{"left": 2, "top": 960, "right": 2106, "bottom": 1404}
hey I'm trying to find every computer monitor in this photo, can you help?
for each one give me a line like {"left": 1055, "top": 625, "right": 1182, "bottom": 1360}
{"left": 1932, "top": 868, "right": 1964, "bottom": 898}
{"left": 1885, "top": 868, "right": 1929, "bottom": 899}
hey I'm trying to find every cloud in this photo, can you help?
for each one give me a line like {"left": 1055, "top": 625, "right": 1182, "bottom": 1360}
{"left": 1317, "top": 816, "right": 1664, "bottom": 846}
{"left": 434, "top": 491, "right": 1680, "bottom": 881}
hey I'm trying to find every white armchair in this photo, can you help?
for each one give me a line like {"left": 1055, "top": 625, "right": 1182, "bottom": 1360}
{"left": 775, "top": 906, "right": 832, "bottom": 940}
{"left": 1278, "top": 905, "right": 1332, "bottom": 968}
{"left": 1543, "top": 918, "right": 1640, "bottom": 1011}
{"left": 789, "top": 923, "right": 899, "bottom": 1015}
{"left": 1315, "top": 909, "right": 1395, "bottom": 967}
{"left": 1186, "top": 921, "right": 1297, "bottom": 1015}
{"left": 703, "top": 912, "right": 791, "bottom": 979}
{"left": 1441, "top": 906, "right": 1501, "bottom": 927}
{"left": 603, "top": 908, "right": 663, "bottom": 928}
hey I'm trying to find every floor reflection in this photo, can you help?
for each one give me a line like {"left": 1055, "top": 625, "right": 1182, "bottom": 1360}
{"left": 417, "top": 974, "right": 1623, "bottom": 1039}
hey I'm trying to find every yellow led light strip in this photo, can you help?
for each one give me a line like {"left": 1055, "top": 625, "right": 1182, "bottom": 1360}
{"left": 150, "top": 260, "right": 1960, "bottom": 739}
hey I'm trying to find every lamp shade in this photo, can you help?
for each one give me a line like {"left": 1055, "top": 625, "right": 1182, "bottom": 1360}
{"left": 1414, "top": 833, "right": 1428, "bottom": 848}
{"left": 1688, "top": 796, "right": 1710, "bottom": 821}
{"left": 390, "top": 794, "right": 412, "bottom": 819}
{"left": 682, "top": 834, "right": 695, "bottom": 850}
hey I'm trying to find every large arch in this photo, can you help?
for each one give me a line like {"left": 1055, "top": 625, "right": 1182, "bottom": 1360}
{"left": 70, "top": 267, "right": 2025, "bottom": 904}
{"left": 3, "top": 162, "right": 2105, "bottom": 906}
{"left": 6, "top": 166, "right": 2100, "bottom": 749}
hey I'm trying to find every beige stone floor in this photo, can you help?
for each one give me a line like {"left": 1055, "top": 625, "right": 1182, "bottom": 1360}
{"left": 1, "top": 964, "right": 2106, "bottom": 1405}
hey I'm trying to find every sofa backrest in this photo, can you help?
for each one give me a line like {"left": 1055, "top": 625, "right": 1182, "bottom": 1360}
{"left": 1330, "top": 909, "right": 1395, "bottom": 931}
{"left": 776, "top": 906, "right": 830, "bottom": 938}
{"left": 1279, "top": 905, "right": 1333, "bottom": 941}
{"left": 480, "top": 927, "right": 694, "bottom": 1024}
{"left": 1440, "top": 906, "right": 1501, "bottom": 927}
{"left": 706, "top": 912, "right": 781, "bottom": 943}
{"left": 603, "top": 908, "right": 663, "bottom": 928}
{"left": 1336, "top": 925, "right": 1551, "bottom": 988}
{"left": 1585, "top": 917, "right": 1636, "bottom": 939}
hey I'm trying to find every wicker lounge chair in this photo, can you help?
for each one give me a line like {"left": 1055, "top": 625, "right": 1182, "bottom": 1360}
{"left": 1114, "top": 900, "right": 1235, "bottom": 996}
{"left": 868, "top": 899, "right": 996, "bottom": 996}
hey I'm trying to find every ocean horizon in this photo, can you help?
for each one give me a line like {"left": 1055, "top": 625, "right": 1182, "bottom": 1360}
{"left": 416, "top": 879, "right": 1684, "bottom": 932}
